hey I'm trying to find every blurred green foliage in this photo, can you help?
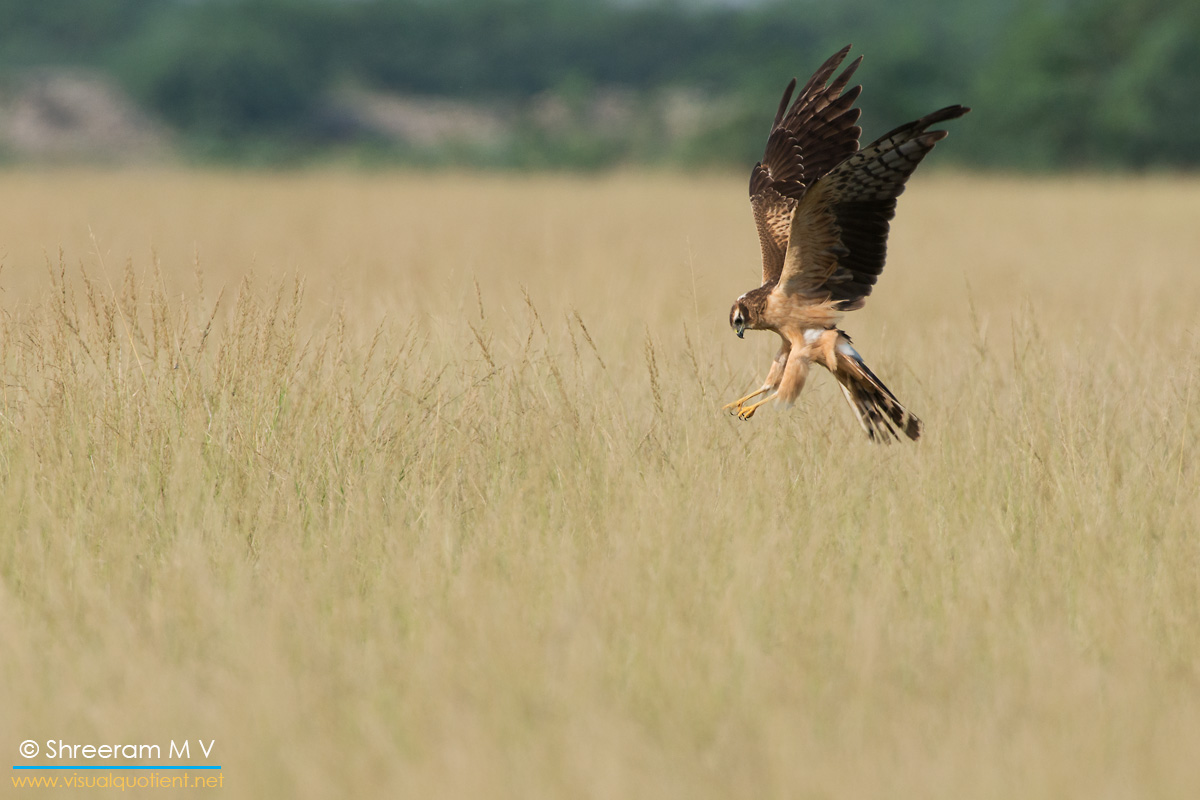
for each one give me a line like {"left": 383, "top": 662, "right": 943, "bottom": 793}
{"left": 0, "top": 0, "right": 1197, "bottom": 169}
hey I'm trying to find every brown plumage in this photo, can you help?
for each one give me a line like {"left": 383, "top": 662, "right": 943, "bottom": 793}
{"left": 725, "top": 46, "right": 968, "bottom": 441}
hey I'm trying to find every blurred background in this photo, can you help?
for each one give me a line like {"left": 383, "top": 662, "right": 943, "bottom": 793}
{"left": 0, "top": 0, "right": 1197, "bottom": 169}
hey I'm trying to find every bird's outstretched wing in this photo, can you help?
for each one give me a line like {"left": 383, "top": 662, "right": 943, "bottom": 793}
{"left": 750, "top": 46, "right": 864, "bottom": 286}
{"left": 776, "top": 105, "right": 970, "bottom": 310}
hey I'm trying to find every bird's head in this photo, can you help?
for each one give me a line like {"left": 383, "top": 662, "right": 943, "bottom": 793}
{"left": 729, "top": 299, "right": 750, "bottom": 339}
{"left": 730, "top": 286, "right": 773, "bottom": 338}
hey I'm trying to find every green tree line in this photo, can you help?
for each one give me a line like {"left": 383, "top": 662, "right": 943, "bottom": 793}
{"left": 0, "top": 0, "right": 1197, "bottom": 169}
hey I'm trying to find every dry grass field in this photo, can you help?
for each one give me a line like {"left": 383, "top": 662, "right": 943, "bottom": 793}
{"left": 1, "top": 169, "right": 1198, "bottom": 798}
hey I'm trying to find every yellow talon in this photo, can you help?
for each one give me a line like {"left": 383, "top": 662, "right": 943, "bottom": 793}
{"left": 723, "top": 387, "right": 768, "bottom": 415}
{"left": 737, "top": 394, "right": 777, "bottom": 420}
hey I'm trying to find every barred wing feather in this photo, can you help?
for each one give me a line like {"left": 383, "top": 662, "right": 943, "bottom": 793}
{"left": 776, "top": 105, "right": 970, "bottom": 309}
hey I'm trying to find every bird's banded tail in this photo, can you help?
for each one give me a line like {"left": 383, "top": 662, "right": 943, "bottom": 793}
{"left": 834, "top": 339, "right": 921, "bottom": 442}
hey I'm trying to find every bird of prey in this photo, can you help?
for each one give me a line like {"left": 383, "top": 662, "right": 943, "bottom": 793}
{"left": 724, "top": 46, "right": 967, "bottom": 441}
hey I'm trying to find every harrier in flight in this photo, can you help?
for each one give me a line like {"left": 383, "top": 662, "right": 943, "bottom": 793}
{"left": 724, "top": 46, "right": 967, "bottom": 440}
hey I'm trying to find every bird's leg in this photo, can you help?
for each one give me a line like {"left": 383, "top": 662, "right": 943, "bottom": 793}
{"left": 726, "top": 338, "right": 790, "bottom": 415}
{"left": 723, "top": 385, "right": 770, "bottom": 414}
{"left": 738, "top": 392, "right": 778, "bottom": 420}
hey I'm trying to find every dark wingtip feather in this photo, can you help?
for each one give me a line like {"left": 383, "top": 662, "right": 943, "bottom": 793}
{"left": 798, "top": 45, "right": 853, "bottom": 97}
{"left": 874, "top": 103, "right": 970, "bottom": 144}
{"left": 829, "top": 55, "right": 864, "bottom": 96}
{"left": 923, "top": 105, "right": 971, "bottom": 126}
{"left": 825, "top": 44, "right": 854, "bottom": 67}
{"left": 773, "top": 78, "right": 797, "bottom": 129}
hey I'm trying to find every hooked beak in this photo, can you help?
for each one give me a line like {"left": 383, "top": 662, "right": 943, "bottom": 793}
{"left": 735, "top": 323, "right": 745, "bottom": 339}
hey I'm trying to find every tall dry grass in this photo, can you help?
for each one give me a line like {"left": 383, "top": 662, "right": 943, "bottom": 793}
{"left": 1, "top": 170, "right": 1198, "bottom": 798}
